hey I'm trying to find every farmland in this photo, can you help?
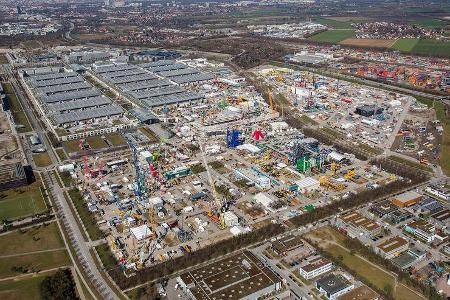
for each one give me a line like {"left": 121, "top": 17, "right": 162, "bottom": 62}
{"left": 411, "top": 19, "right": 449, "bottom": 28}
{"left": 391, "top": 38, "right": 420, "bottom": 52}
{"left": 340, "top": 38, "right": 397, "bottom": 48}
{"left": 309, "top": 30, "right": 355, "bottom": 43}
{"left": 408, "top": 39, "right": 450, "bottom": 57}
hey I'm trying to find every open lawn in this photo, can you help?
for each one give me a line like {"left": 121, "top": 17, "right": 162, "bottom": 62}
{"left": 306, "top": 227, "right": 425, "bottom": 300}
{"left": 0, "top": 223, "right": 65, "bottom": 255}
{"left": 106, "top": 133, "right": 127, "bottom": 146}
{"left": 86, "top": 136, "right": 108, "bottom": 149}
{"left": 62, "top": 140, "right": 81, "bottom": 154}
{"left": 0, "top": 180, "right": 47, "bottom": 220}
{"left": 315, "top": 18, "right": 354, "bottom": 29}
{"left": 138, "top": 126, "right": 159, "bottom": 142}
{"left": 3, "top": 84, "right": 32, "bottom": 133}
{"left": 391, "top": 39, "right": 420, "bottom": 52}
{"left": 0, "top": 250, "right": 69, "bottom": 279}
{"left": 95, "top": 244, "right": 117, "bottom": 271}
{"left": 0, "top": 272, "right": 51, "bottom": 300}
{"left": 68, "top": 189, "right": 103, "bottom": 241}
{"left": 0, "top": 54, "right": 8, "bottom": 64}
{"left": 409, "top": 39, "right": 450, "bottom": 57}
{"left": 55, "top": 148, "right": 66, "bottom": 161}
{"left": 388, "top": 155, "right": 432, "bottom": 172}
{"left": 309, "top": 30, "right": 355, "bottom": 43}
{"left": 32, "top": 152, "right": 52, "bottom": 167}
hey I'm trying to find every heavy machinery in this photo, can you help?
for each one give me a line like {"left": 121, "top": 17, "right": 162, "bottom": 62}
{"left": 320, "top": 176, "right": 346, "bottom": 191}
{"left": 343, "top": 168, "right": 356, "bottom": 180}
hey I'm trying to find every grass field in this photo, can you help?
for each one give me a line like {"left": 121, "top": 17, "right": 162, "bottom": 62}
{"left": 95, "top": 244, "right": 116, "bottom": 271}
{"left": 138, "top": 127, "right": 159, "bottom": 142}
{"left": 62, "top": 140, "right": 81, "bottom": 154}
{"left": 408, "top": 39, "right": 450, "bottom": 57}
{"left": 0, "top": 223, "right": 65, "bottom": 255}
{"left": 388, "top": 155, "right": 432, "bottom": 172}
{"left": 2, "top": 83, "right": 32, "bottom": 133}
{"left": 306, "top": 227, "right": 425, "bottom": 300}
{"left": 0, "top": 54, "right": 8, "bottom": 64}
{"left": 0, "top": 223, "right": 69, "bottom": 279}
{"left": 315, "top": 18, "right": 354, "bottom": 29}
{"left": 391, "top": 38, "right": 420, "bottom": 52}
{"left": 0, "top": 250, "right": 69, "bottom": 279}
{"left": 55, "top": 148, "right": 66, "bottom": 161}
{"left": 0, "top": 180, "right": 47, "bottom": 220}
{"left": 0, "top": 272, "right": 51, "bottom": 300}
{"left": 32, "top": 153, "right": 52, "bottom": 168}
{"left": 433, "top": 101, "right": 450, "bottom": 176}
{"left": 106, "top": 133, "right": 127, "bottom": 146}
{"left": 412, "top": 19, "right": 449, "bottom": 28}
{"left": 68, "top": 189, "right": 103, "bottom": 241}
{"left": 309, "top": 30, "right": 355, "bottom": 43}
{"left": 86, "top": 136, "right": 108, "bottom": 149}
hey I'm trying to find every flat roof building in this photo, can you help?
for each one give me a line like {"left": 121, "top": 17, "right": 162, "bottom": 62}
{"left": 336, "top": 285, "right": 379, "bottom": 300}
{"left": 271, "top": 234, "right": 304, "bottom": 255}
{"left": 404, "top": 220, "right": 435, "bottom": 243}
{"left": 392, "top": 191, "right": 423, "bottom": 208}
{"left": 177, "top": 251, "right": 282, "bottom": 300}
{"left": 336, "top": 212, "right": 381, "bottom": 239}
{"left": 376, "top": 236, "right": 408, "bottom": 259}
{"left": 315, "top": 274, "right": 354, "bottom": 300}
{"left": 299, "top": 255, "right": 333, "bottom": 280}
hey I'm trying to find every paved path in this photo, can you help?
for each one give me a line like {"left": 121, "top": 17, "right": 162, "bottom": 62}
{"left": 0, "top": 247, "right": 66, "bottom": 258}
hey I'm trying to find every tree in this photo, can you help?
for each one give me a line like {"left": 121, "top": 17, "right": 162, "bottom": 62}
{"left": 40, "top": 269, "right": 78, "bottom": 300}
{"left": 383, "top": 283, "right": 393, "bottom": 297}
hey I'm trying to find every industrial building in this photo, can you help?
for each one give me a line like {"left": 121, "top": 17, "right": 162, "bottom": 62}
{"left": 177, "top": 251, "right": 282, "bottom": 300}
{"left": 392, "top": 191, "right": 423, "bottom": 208}
{"left": 315, "top": 274, "right": 354, "bottom": 300}
{"left": 130, "top": 50, "right": 180, "bottom": 62}
{"left": 404, "top": 220, "right": 436, "bottom": 243}
{"left": 0, "top": 162, "right": 27, "bottom": 191}
{"left": 299, "top": 255, "right": 333, "bottom": 280}
{"left": 271, "top": 234, "right": 304, "bottom": 256}
{"left": 336, "top": 285, "right": 379, "bottom": 300}
{"left": 20, "top": 67, "right": 128, "bottom": 140}
{"left": 64, "top": 51, "right": 112, "bottom": 64}
{"left": 92, "top": 61, "right": 210, "bottom": 108}
{"left": 391, "top": 248, "right": 426, "bottom": 270}
{"left": 355, "top": 104, "right": 383, "bottom": 117}
{"left": 376, "top": 236, "right": 408, "bottom": 259}
{"left": 430, "top": 209, "right": 450, "bottom": 228}
{"left": 336, "top": 212, "right": 381, "bottom": 239}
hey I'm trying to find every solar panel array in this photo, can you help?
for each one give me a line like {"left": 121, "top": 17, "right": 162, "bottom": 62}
{"left": 92, "top": 61, "right": 211, "bottom": 107}
{"left": 25, "top": 69, "right": 123, "bottom": 126}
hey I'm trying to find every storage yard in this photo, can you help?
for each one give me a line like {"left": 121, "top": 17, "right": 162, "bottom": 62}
{"left": 47, "top": 55, "right": 410, "bottom": 274}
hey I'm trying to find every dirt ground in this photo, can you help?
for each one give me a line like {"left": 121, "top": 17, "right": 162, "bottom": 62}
{"left": 340, "top": 38, "right": 397, "bottom": 48}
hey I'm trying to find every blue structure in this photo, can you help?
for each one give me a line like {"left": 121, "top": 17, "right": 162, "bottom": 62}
{"left": 227, "top": 129, "right": 241, "bottom": 148}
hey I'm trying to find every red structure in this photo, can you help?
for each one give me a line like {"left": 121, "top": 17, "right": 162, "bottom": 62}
{"left": 252, "top": 129, "right": 265, "bottom": 141}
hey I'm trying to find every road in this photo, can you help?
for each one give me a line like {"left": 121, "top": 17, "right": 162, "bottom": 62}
{"left": 6, "top": 67, "right": 121, "bottom": 299}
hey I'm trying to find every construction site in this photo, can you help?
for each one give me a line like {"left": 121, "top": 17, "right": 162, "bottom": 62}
{"left": 53, "top": 55, "right": 404, "bottom": 274}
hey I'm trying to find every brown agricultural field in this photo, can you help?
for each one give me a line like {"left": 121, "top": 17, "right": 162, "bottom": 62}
{"left": 340, "top": 38, "right": 397, "bottom": 48}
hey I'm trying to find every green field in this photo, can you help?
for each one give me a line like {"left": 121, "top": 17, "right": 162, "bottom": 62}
{"left": 0, "top": 272, "right": 51, "bottom": 300}
{"left": 86, "top": 136, "right": 109, "bottom": 149}
{"left": 315, "top": 18, "right": 354, "bottom": 29}
{"left": 0, "top": 251, "right": 69, "bottom": 279}
{"left": 106, "top": 133, "right": 127, "bottom": 146}
{"left": 0, "top": 180, "right": 47, "bottom": 220}
{"left": 309, "top": 30, "right": 355, "bottom": 43}
{"left": 32, "top": 152, "right": 52, "bottom": 168}
{"left": 0, "top": 223, "right": 65, "bottom": 255}
{"left": 409, "top": 39, "right": 450, "bottom": 57}
{"left": 0, "top": 223, "right": 69, "bottom": 279}
{"left": 391, "top": 38, "right": 420, "bottom": 52}
{"left": 55, "top": 148, "right": 66, "bottom": 161}
{"left": 412, "top": 19, "right": 449, "bottom": 28}
{"left": 2, "top": 83, "right": 32, "bottom": 133}
{"left": 306, "top": 227, "right": 425, "bottom": 300}
{"left": 68, "top": 189, "right": 103, "bottom": 241}
{"left": 95, "top": 244, "right": 117, "bottom": 271}
{"left": 62, "top": 140, "right": 81, "bottom": 154}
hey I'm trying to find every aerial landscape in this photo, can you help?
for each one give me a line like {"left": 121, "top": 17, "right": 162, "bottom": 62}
{"left": 0, "top": 0, "right": 449, "bottom": 299}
